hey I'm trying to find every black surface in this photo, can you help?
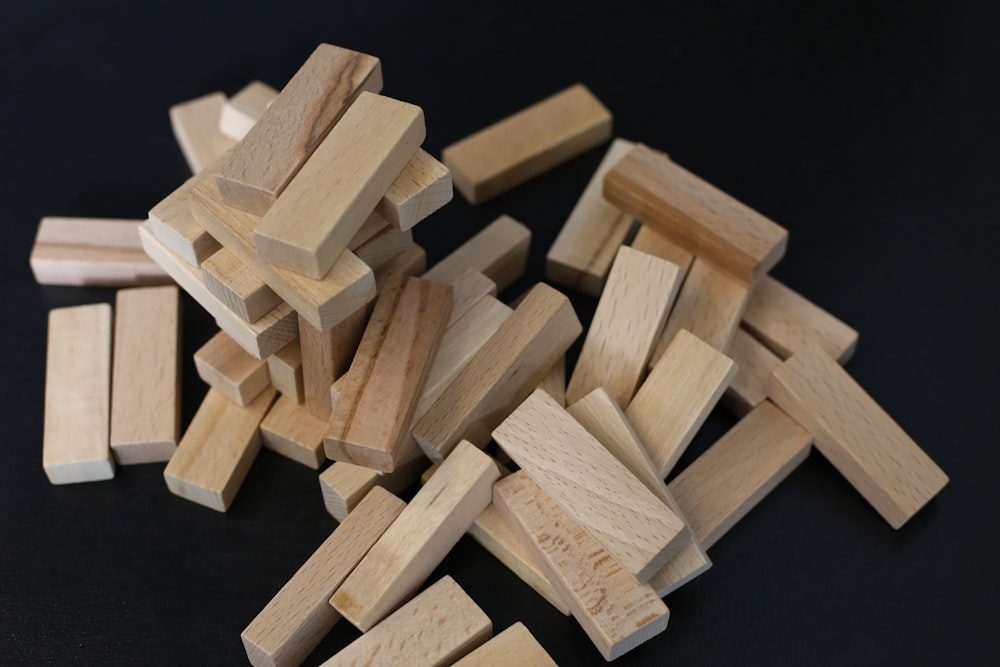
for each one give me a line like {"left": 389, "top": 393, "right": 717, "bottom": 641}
{"left": 2, "top": 2, "right": 998, "bottom": 664}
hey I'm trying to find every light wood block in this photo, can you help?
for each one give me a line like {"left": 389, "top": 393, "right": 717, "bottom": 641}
{"left": 202, "top": 249, "right": 281, "bottom": 323}
{"left": 537, "top": 356, "right": 566, "bottom": 407}
{"left": 443, "top": 84, "right": 612, "bottom": 204}
{"left": 546, "top": 138, "right": 636, "bottom": 296}
{"left": 452, "top": 622, "right": 558, "bottom": 667}
{"left": 193, "top": 330, "right": 270, "bottom": 407}
{"left": 43, "top": 304, "right": 114, "bottom": 485}
{"left": 604, "top": 144, "right": 788, "bottom": 283}
{"left": 169, "top": 92, "right": 236, "bottom": 174}
{"left": 149, "top": 175, "right": 221, "bottom": 266}
{"left": 630, "top": 224, "right": 695, "bottom": 283}
{"left": 668, "top": 401, "right": 813, "bottom": 548}
{"left": 375, "top": 148, "right": 453, "bottom": 230}
{"left": 259, "top": 394, "right": 328, "bottom": 469}
{"left": 413, "top": 283, "right": 581, "bottom": 462}
{"left": 725, "top": 328, "right": 783, "bottom": 415}
{"left": 626, "top": 329, "right": 738, "bottom": 478}
{"left": 300, "top": 306, "right": 368, "bottom": 420}
{"left": 219, "top": 80, "right": 277, "bottom": 141}
{"left": 743, "top": 276, "right": 859, "bottom": 363}
{"left": 493, "top": 472, "right": 669, "bottom": 661}
{"left": 218, "top": 44, "right": 382, "bottom": 215}
{"left": 30, "top": 217, "right": 171, "bottom": 287}
{"left": 352, "top": 226, "right": 414, "bottom": 271}
{"left": 493, "top": 390, "right": 684, "bottom": 581}
{"left": 568, "top": 388, "right": 711, "bottom": 596}
{"left": 163, "top": 387, "right": 276, "bottom": 512}
{"left": 110, "top": 286, "right": 181, "bottom": 464}
{"left": 322, "top": 576, "right": 491, "bottom": 667}
{"left": 447, "top": 269, "right": 497, "bottom": 327}
{"left": 566, "top": 246, "right": 682, "bottom": 407}
{"left": 138, "top": 222, "right": 297, "bottom": 358}
{"left": 242, "top": 487, "right": 405, "bottom": 667}
{"left": 267, "top": 341, "right": 303, "bottom": 403}
{"left": 767, "top": 344, "right": 948, "bottom": 528}
{"left": 330, "top": 441, "right": 499, "bottom": 631}
{"left": 319, "top": 458, "right": 427, "bottom": 522}
{"left": 374, "top": 243, "right": 426, "bottom": 291}
{"left": 422, "top": 215, "right": 531, "bottom": 292}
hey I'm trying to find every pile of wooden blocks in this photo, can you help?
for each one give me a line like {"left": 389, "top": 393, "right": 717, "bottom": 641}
{"left": 34, "top": 42, "right": 948, "bottom": 665}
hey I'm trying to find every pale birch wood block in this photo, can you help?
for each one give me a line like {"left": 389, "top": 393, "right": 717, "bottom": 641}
{"left": 668, "top": 400, "right": 813, "bottom": 548}
{"left": 330, "top": 441, "right": 499, "bottom": 631}
{"left": 422, "top": 215, "right": 531, "bottom": 293}
{"left": 202, "top": 249, "right": 281, "bottom": 323}
{"left": 321, "top": 576, "right": 491, "bottom": 667}
{"left": 375, "top": 149, "right": 453, "bottom": 230}
{"left": 259, "top": 394, "right": 328, "bottom": 469}
{"left": 242, "top": 487, "right": 405, "bottom": 667}
{"left": 169, "top": 92, "right": 236, "bottom": 174}
{"left": 149, "top": 174, "right": 221, "bottom": 266}
{"left": 452, "top": 622, "right": 558, "bottom": 667}
{"left": 546, "top": 137, "right": 636, "bottom": 296}
{"left": 219, "top": 80, "right": 278, "bottom": 141}
{"left": 605, "top": 144, "right": 787, "bottom": 283}
{"left": 352, "top": 227, "right": 413, "bottom": 272}
{"left": 300, "top": 306, "right": 368, "bottom": 420}
{"left": 163, "top": 387, "right": 276, "bottom": 512}
{"left": 445, "top": 269, "right": 497, "bottom": 327}
{"left": 443, "top": 84, "right": 612, "bottom": 204}
{"left": 319, "top": 457, "right": 427, "bottom": 522}
{"left": 566, "top": 246, "right": 682, "bottom": 406}
{"left": 493, "top": 472, "right": 669, "bottom": 661}
{"left": 43, "top": 304, "right": 115, "bottom": 485}
{"left": 109, "top": 286, "right": 181, "bottom": 464}
{"left": 537, "top": 356, "right": 566, "bottom": 407}
{"left": 626, "top": 329, "right": 737, "bottom": 478}
{"left": 767, "top": 344, "right": 948, "bottom": 529}
{"left": 30, "top": 217, "right": 171, "bottom": 287}
{"left": 630, "top": 224, "right": 695, "bottom": 283}
{"left": 724, "top": 328, "right": 783, "bottom": 416}
{"left": 193, "top": 330, "right": 270, "bottom": 407}
{"left": 374, "top": 243, "right": 426, "bottom": 291}
{"left": 267, "top": 340, "right": 303, "bottom": 404}
{"left": 218, "top": 44, "right": 382, "bottom": 215}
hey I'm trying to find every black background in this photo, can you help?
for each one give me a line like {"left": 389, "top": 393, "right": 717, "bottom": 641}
{"left": 2, "top": 1, "right": 998, "bottom": 665}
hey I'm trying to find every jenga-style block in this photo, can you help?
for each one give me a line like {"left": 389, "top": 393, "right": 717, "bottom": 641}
{"left": 375, "top": 149, "right": 453, "bottom": 230}
{"left": 169, "top": 92, "right": 236, "bottom": 174}
{"left": 630, "top": 224, "right": 695, "bottom": 283}
{"left": 724, "top": 328, "right": 783, "bottom": 415}
{"left": 446, "top": 270, "right": 497, "bottom": 327}
{"left": 300, "top": 306, "right": 368, "bottom": 420}
{"left": 219, "top": 80, "right": 278, "bottom": 141}
{"left": 193, "top": 330, "right": 270, "bottom": 407}
{"left": 443, "top": 84, "right": 612, "bottom": 204}
{"left": 149, "top": 175, "right": 222, "bottom": 266}
{"left": 452, "top": 622, "right": 558, "bottom": 667}
{"left": 202, "top": 249, "right": 282, "bottom": 323}
{"left": 422, "top": 215, "right": 531, "bottom": 293}
{"left": 259, "top": 394, "right": 328, "bottom": 469}
{"left": 267, "top": 340, "right": 304, "bottom": 403}
{"left": 319, "top": 458, "right": 427, "bottom": 522}
{"left": 352, "top": 227, "right": 414, "bottom": 271}
{"left": 537, "top": 356, "right": 566, "bottom": 406}
{"left": 374, "top": 243, "right": 426, "bottom": 291}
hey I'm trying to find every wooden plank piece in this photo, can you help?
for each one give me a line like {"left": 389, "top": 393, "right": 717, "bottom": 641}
{"left": 260, "top": 394, "right": 327, "bottom": 469}
{"left": 724, "top": 328, "right": 784, "bottom": 416}
{"left": 319, "top": 458, "right": 427, "bottom": 522}
{"left": 193, "top": 330, "right": 270, "bottom": 407}
{"left": 352, "top": 226, "right": 413, "bottom": 271}
{"left": 374, "top": 243, "right": 426, "bottom": 291}
{"left": 537, "top": 356, "right": 565, "bottom": 406}
{"left": 202, "top": 249, "right": 282, "bottom": 323}
{"left": 267, "top": 341, "right": 303, "bottom": 403}
{"left": 452, "top": 622, "right": 558, "bottom": 667}
{"left": 300, "top": 306, "right": 368, "bottom": 420}
{"left": 149, "top": 175, "right": 221, "bottom": 266}
{"left": 422, "top": 215, "right": 530, "bottom": 293}
{"left": 375, "top": 148, "right": 453, "bottom": 230}
{"left": 446, "top": 269, "right": 497, "bottom": 327}
{"left": 630, "top": 224, "right": 694, "bottom": 283}
{"left": 169, "top": 92, "right": 236, "bottom": 174}
{"left": 220, "top": 80, "right": 278, "bottom": 141}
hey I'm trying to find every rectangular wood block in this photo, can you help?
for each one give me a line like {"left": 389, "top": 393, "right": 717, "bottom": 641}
{"left": 352, "top": 227, "right": 414, "bottom": 271}
{"left": 259, "top": 394, "right": 327, "bottom": 469}
{"left": 319, "top": 458, "right": 427, "bottom": 523}
{"left": 724, "top": 328, "right": 783, "bottom": 416}
{"left": 267, "top": 340, "right": 303, "bottom": 403}
{"left": 43, "top": 304, "right": 115, "bottom": 485}
{"left": 375, "top": 148, "right": 453, "bottom": 230}
{"left": 374, "top": 243, "right": 426, "bottom": 291}
{"left": 446, "top": 270, "right": 497, "bottom": 327}
{"left": 452, "top": 622, "right": 558, "bottom": 667}
{"left": 537, "top": 356, "right": 566, "bottom": 407}
{"left": 149, "top": 175, "right": 221, "bottom": 266}
{"left": 300, "top": 306, "right": 368, "bottom": 420}
{"left": 194, "top": 330, "right": 270, "bottom": 407}
{"left": 604, "top": 144, "right": 788, "bottom": 283}
{"left": 169, "top": 91, "right": 236, "bottom": 174}
{"left": 422, "top": 215, "right": 531, "bottom": 293}
{"left": 202, "top": 249, "right": 282, "bottom": 323}
{"left": 630, "top": 224, "right": 695, "bottom": 283}
{"left": 767, "top": 344, "right": 948, "bottom": 528}
{"left": 110, "top": 286, "right": 181, "bottom": 464}
{"left": 443, "top": 84, "right": 612, "bottom": 204}
{"left": 219, "top": 80, "right": 278, "bottom": 141}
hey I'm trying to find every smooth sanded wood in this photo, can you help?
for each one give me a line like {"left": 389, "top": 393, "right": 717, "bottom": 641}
{"left": 149, "top": 174, "right": 221, "bottom": 266}
{"left": 169, "top": 92, "right": 236, "bottom": 174}
{"left": 630, "top": 224, "right": 695, "bottom": 283}
{"left": 353, "top": 227, "right": 413, "bottom": 271}
{"left": 443, "top": 84, "right": 612, "bottom": 204}
{"left": 374, "top": 243, "right": 426, "bottom": 291}
{"left": 110, "top": 286, "right": 181, "bottom": 464}
{"left": 668, "top": 400, "right": 813, "bottom": 548}
{"left": 193, "top": 330, "right": 270, "bottom": 407}
{"left": 546, "top": 138, "right": 636, "bottom": 296}
{"left": 724, "top": 328, "right": 784, "bottom": 416}
{"left": 322, "top": 576, "right": 491, "bottom": 667}
{"left": 767, "top": 344, "right": 948, "bottom": 529}
{"left": 219, "top": 80, "right": 277, "bottom": 141}
{"left": 604, "top": 144, "right": 788, "bottom": 283}
{"left": 259, "top": 394, "right": 327, "bottom": 469}
{"left": 452, "top": 622, "right": 558, "bottom": 667}
{"left": 445, "top": 270, "right": 497, "bottom": 327}
{"left": 267, "top": 341, "right": 303, "bottom": 403}
{"left": 423, "top": 215, "right": 531, "bottom": 293}
{"left": 217, "top": 44, "right": 382, "bottom": 215}
{"left": 375, "top": 149, "right": 453, "bottom": 230}
{"left": 30, "top": 217, "right": 171, "bottom": 287}
{"left": 626, "top": 329, "right": 738, "bottom": 478}
{"left": 413, "top": 283, "right": 582, "bottom": 462}
{"left": 43, "top": 304, "right": 115, "bottom": 485}
{"left": 493, "top": 472, "right": 670, "bottom": 661}
{"left": 164, "top": 387, "right": 276, "bottom": 512}
{"left": 537, "top": 356, "right": 566, "bottom": 407}
{"left": 494, "top": 390, "right": 685, "bottom": 581}
{"left": 566, "top": 246, "right": 682, "bottom": 407}
{"left": 202, "top": 249, "right": 282, "bottom": 323}
{"left": 242, "top": 487, "right": 405, "bottom": 667}
{"left": 568, "top": 388, "right": 711, "bottom": 596}
{"left": 319, "top": 457, "right": 427, "bottom": 523}
{"left": 300, "top": 306, "right": 368, "bottom": 420}
{"left": 331, "top": 441, "right": 500, "bottom": 631}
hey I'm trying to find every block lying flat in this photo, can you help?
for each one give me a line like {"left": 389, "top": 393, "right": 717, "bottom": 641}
{"left": 443, "top": 84, "right": 612, "bottom": 204}
{"left": 266, "top": 340, "right": 303, "bottom": 403}
{"left": 767, "top": 344, "right": 948, "bottom": 528}
{"left": 630, "top": 224, "right": 695, "bottom": 283}
{"left": 375, "top": 149, "right": 453, "bottom": 230}
{"left": 375, "top": 243, "right": 426, "bottom": 290}
{"left": 724, "top": 328, "right": 783, "bottom": 415}
{"left": 219, "top": 80, "right": 278, "bottom": 141}
{"left": 259, "top": 394, "right": 327, "bottom": 469}
{"left": 319, "top": 458, "right": 427, "bottom": 522}
{"left": 169, "top": 91, "right": 236, "bottom": 174}
{"left": 353, "top": 227, "right": 414, "bottom": 271}
{"left": 194, "top": 330, "right": 270, "bottom": 407}
{"left": 452, "top": 622, "right": 558, "bottom": 667}
{"left": 149, "top": 174, "right": 221, "bottom": 266}
{"left": 43, "top": 304, "right": 115, "bottom": 485}
{"left": 422, "top": 215, "right": 531, "bottom": 293}
{"left": 202, "top": 249, "right": 282, "bottom": 323}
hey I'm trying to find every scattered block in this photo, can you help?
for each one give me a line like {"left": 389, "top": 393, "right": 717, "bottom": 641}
{"left": 259, "top": 394, "right": 327, "bottom": 469}
{"left": 219, "top": 80, "right": 278, "bottom": 141}
{"left": 537, "top": 356, "right": 566, "bottom": 406}
{"left": 149, "top": 175, "right": 221, "bottom": 266}
{"left": 724, "top": 328, "right": 783, "bottom": 415}
{"left": 42, "top": 304, "right": 115, "bottom": 485}
{"left": 169, "top": 91, "right": 236, "bottom": 174}
{"left": 374, "top": 243, "right": 426, "bottom": 291}
{"left": 452, "top": 622, "right": 558, "bottom": 667}
{"left": 194, "top": 330, "right": 270, "bottom": 407}
{"left": 375, "top": 149, "right": 453, "bottom": 230}
{"left": 300, "top": 307, "right": 368, "bottom": 420}
{"left": 267, "top": 341, "right": 303, "bottom": 403}
{"left": 202, "top": 249, "right": 282, "bottom": 323}
{"left": 443, "top": 84, "right": 612, "bottom": 204}
{"left": 319, "top": 457, "right": 427, "bottom": 522}
{"left": 630, "top": 224, "right": 694, "bottom": 283}
{"left": 422, "top": 215, "right": 531, "bottom": 293}
{"left": 352, "top": 227, "right": 414, "bottom": 271}
{"left": 446, "top": 269, "right": 497, "bottom": 327}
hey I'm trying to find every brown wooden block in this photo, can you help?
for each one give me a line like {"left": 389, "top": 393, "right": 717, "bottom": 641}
{"left": 202, "top": 249, "right": 282, "bottom": 323}
{"left": 446, "top": 269, "right": 497, "bottom": 326}
{"left": 537, "top": 356, "right": 566, "bottom": 407}
{"left": 193, "top": 330, "right": 270, "bottom": 407}
{"left": 374, "top": 149, "right": 453, "bottom": 231}
{"left": 149, "top": 175, "right": 221, "bottom": 266}
{"left": 267, "top": 340, "right": 303, "bottom": 403}
{"left": 300, "top": 305, "right": 368, "bottom": 420}
{"left": 630, "top": 224, "right": 695, "bottom": 282}
{"left": 259, "top": 394, "right": 327, "bottom": 469}
{"left": 374, "top": 243, "right": 426, "bottom": 291}
{"left": 452, "top": 622, "right": 558, "bottom": 667}
{"left": 423, "top": 215, "right": 531, "bottom": 293}
{"left": 352, "top": 226, "right": 414, "bottom": 271}
{"left": 219, "top": 80, "right": 278, "bottom": 141}
{"left": 318, "top": 457, "right": 426, "bottom": 523}
{"left": 169, "top": 92, "right": 236, "bottom": 174}
{"left": 724, "top": 328, "right": 783, "bottom": 416}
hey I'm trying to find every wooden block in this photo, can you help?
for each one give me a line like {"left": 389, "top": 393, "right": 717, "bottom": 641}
{"left": 110, "top": 286, "right": 181, "bottom": 464}
{"left": 375, "top": 149, "right": 453, "bottom": 230}
{"left": 767, "top": 344, "right": 948, "bottom": 528}
{"left": 630, "top": 224, "right": 694, "bottom": 283}
{"left": 330, "top": 441, "right": 500, "bottom": 631}
{"left": 413, "top": 283, "right": 581, "bottom": 462}
{"left": 319, "top": 458, "right": 426, "bottom": 522}
{"left": 219, "top": 80, "right": 277, "bottom": 141}
{"left": 443, "top": 84, "right": 612, "bottom": 204}
{"left": 668, "top": 401, "right": 813, "bottom": 548}
{"left": 202, "top": 249, "right": 281, "bottom": 323}
{"left": 259, "top": 394, "right": 326, "bottom": 468}
{"left": 566, "top": 246, "right": 682, "bottom": 406}
{"left": 300, "top": 306, "right": 368, "bottom": 420}
{"left": 267, "top": 341, "right": 303, "bottom": 403}
{"left": 43, "top": 304, "right": 114, "bottom": 485}
{"left": 138, "top": 222, "right": 298, "bottom": 358}
{"left": 164, "top": 387, "right": 276, "bottom": 512}
{"left": 493, "top": 390, "right": 684, "bottom": 581}
{"left": 321, "top": 576, "right": 491, "bottom": 667}
{"left": 546, "top": 138, "right": 636, "bottom": 296}
{"left": 218, "top": 44, "right": 382, "bottom": 215}
{"left": 724, "top": 328, "right": 783, "bottom": 416}
{"left": 194, "top": 330, "right": 270, "bottom": 407}
{"left": 446, "top": 269, "right": 498, "bottom": 327}
{"left": 742, "top": 276, "right": 859, "bottom": 363}
{"left": 149, "top": 175, "right": 221, "bottom": 266}
{"left": 537, "top": 356, "right": 565, "bottom": 407}
{"left": 374, "top": 243, "right": 426, "bottom": 291}
{"left": 352, "top": 226, "right": 414, "bottom": 271}
{"left": 626, "top": 329, "right": 738, "bottom": 477}
{"left": 242, "top": 487, "right": 405, "bottom": 667}
{"left": 169, "top": 92, "right": 236, "bottom": 174}
{"left": 568, "top": 388, "right": 711, "bottom": 596}
{"left": 493, "top": 472, "right": 669, "bottom": 661}
{"left": 422, "top": 215, "right": 531, "bottom": 293}
{"left": 452, "top": 622, "right": 558, "bottom": 667}
{"left": 604, "top": 144, "right": 788, "bottom": 283}
{"left": 30, "top": 217, "right": 171, "bottom": 287}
